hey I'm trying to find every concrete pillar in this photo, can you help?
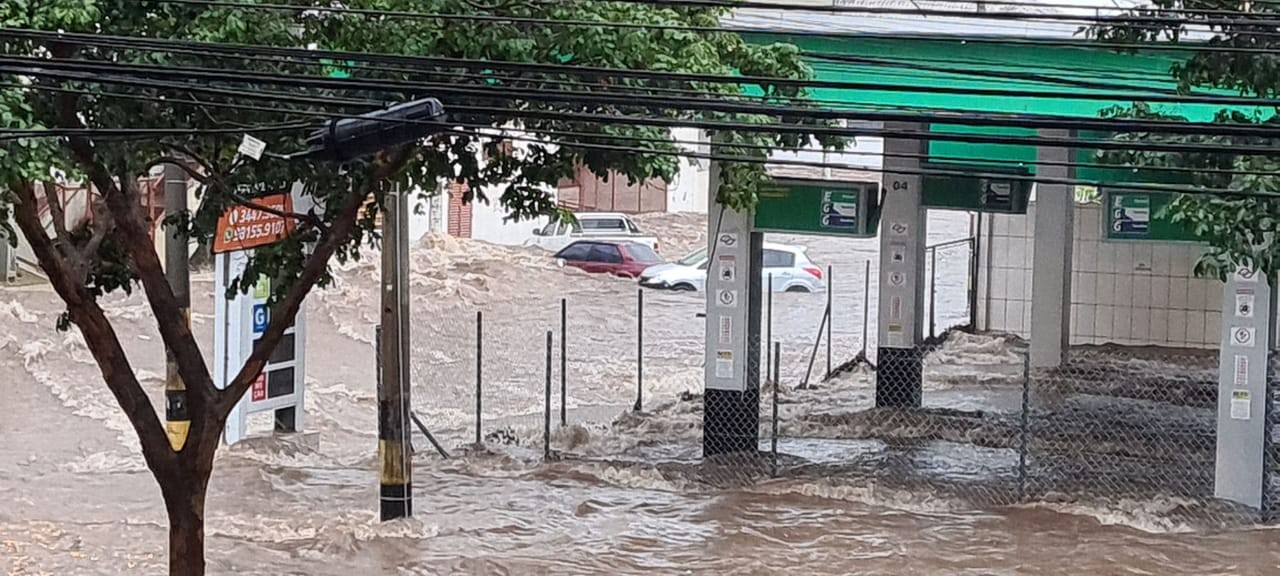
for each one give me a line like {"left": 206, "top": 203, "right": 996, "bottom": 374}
{"left": 1215, "top": 267, "right": 1275, "bottom": 509}
{"left": 1030, "top": 130, "right": 1075, "bottom": 368}
{"left": 876, "top": 124, "right": 927, "bottom": 408}
{"left": 703, "top": 158, "right": 763, "bottom": 455}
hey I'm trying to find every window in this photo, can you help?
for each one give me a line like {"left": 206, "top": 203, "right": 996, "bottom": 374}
{"left": 581, "top": 217, "right": 626, "bottom": 231}
{"left": 625, "top": 217, "right": 641, "bottom": 234}
{"left": 589, "top": 243, "right": 623, "bottom": 263}
{"left": 763, "top": 249, "right": 795, "bottom": 268}
{"left": 556, "top": 221, "right": 571, "bottom": 235}
{"left": 540, "top": 221, "right": 557, "bottom": 236}
{"left": 625, "top": 244, "right": 661, "bottom": 264}
{"left": 556, "top": 242, "right": 592, "bottom": 261}
{"left": 677, "top": 247, "right": 707, "bottom": 267}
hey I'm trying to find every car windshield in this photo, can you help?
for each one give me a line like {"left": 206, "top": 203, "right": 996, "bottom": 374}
{"left": 677, "top": 247, "right": 706, "bottom": 267}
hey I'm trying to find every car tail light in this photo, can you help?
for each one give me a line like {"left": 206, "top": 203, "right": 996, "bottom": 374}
{"left": 803, "top": 266, "right": 823, "bottom": 279}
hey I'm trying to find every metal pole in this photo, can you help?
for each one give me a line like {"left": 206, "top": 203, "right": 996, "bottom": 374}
{"left": 929, "top": 247, "right": 938, "bottom": 340}
{"left": 545, "top": 330, "right": 553, "bottom": 461}
{"left": 560, "top": 298, "right": 567, "bottom": 427}
{"left": 825, "top": 264, "right": 833, "bottom": 377}
{"left": 379, "top": 187, "right": 411, "bottom": 521}
{"left": 1017, "top": 348, "right": 1031, "bottom": 502}
{"left": 771, "top": 341, "right": 780, "bottom": 477}
{"left": 162, "top": 163, "right": 190, "bottom": 452}
{"left": 410, "top": 411, "right": 451, "bottom": 459}
{"left": 800, "top": 306, "right": 829, "bottom": 389}
{"left": 635, "top": 288, "right": 643, "bottom": 412}
{"left": 475, "top": 310, "right": 482, "bottom": 445}
{"left": 970, "top": 213, "right": 983, "bottom": 330}
{"left": 766, "top": 273, "right": 773, "bottom": 382}
{"left": 861, "top": 260, "right": 871, "bottom": 358}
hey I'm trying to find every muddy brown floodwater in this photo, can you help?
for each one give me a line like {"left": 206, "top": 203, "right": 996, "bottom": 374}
{"left": 3, "top": 212, "right": 1278, "bottom": 574}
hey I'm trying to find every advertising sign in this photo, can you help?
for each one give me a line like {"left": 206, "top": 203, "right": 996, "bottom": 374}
{"left": 213, "top": 194, "right": 295, "bottom": 253}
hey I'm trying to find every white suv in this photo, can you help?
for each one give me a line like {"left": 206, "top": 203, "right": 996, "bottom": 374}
{"left": 639, "top": 242, "right": 826, "bottom": 293}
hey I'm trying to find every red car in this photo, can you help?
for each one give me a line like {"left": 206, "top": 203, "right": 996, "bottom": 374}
{"left": 554, "top": 240, "right": 662, "bottom": 278}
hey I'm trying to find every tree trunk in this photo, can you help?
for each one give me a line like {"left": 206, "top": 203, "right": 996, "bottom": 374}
{"left": 162, "top": 461, "right": 212, "bottom": 576}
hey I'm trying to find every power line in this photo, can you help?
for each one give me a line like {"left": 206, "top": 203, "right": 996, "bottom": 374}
{"left": 8, "top": 120, "right": 1271, "bottom": 201}
{"left": 440, "top": 125, "right": 1280, "bottom": 200}
{"left": 7, "top": 55, "right": 1280, "bottom": 141}
{"left": 10, "top": 56, "right": 1279, "bottom": 157}
{"left": 146, "top": 0, "right": 1280, "bottom": 56}
{"left": 19, "top": 79, "right": 1278, "bottom": 181}
{"left": 601, "top": 0, "right": 1280, "bottom": 23}
{"left": 9, "top": 28, "right": 1275, "bottom": 108}
{"left": 9, "top": 63, "right": 1277, "bottom": 159}
{"left": 0, "top": 123, "right": 318, "bottom": 140}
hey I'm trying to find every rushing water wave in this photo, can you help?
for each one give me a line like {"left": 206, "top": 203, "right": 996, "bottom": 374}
{"left": 3, "top": 213, "right": 1279, "bottom": 574}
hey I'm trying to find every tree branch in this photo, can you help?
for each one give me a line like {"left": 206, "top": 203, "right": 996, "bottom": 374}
{"left": 9, "top": 178, "right": 176, "bottom": 477}
{"left": 147, "top": 155, "right": 330, "bottom": 234}
{"left": 226, "top": 187, "right": 330, "bottom": 235}
{"left": 51, "top": 88, "right": 218, "bottom": 451}
{"left": 41, "top": 181, "right": 70, "bottom": 243}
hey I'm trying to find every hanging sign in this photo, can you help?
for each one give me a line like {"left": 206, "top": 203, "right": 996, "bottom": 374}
{"left": 213, "top": 194, "right": 295, "bottom": 253}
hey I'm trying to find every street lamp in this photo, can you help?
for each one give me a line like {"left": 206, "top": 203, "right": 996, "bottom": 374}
{"left": 303, "top": 97, "right": 447, "bottom": 163}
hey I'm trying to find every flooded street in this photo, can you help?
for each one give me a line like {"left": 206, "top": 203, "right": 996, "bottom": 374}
{"left": 3, "top": 212, "right": 1279, "bottom": 574}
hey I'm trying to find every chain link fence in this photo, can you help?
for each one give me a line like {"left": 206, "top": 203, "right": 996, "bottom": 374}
{"left": 406, "top": 240, "right": 1278, "bottom": 528}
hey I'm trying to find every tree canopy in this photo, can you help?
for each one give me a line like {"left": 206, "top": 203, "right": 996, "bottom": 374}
{"left": 1090, "top": 2, "right": 1280, "bottom": 279}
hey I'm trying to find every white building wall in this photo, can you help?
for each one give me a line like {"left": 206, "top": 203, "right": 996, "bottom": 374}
{"left": 978, "top": 201, "right": 1225, "bottom": 349}
{"left": 406, "top": 186, "right": 447, "bottom": 243}
{"left": 667, "top": 127, "right": 710, "bottom": 213}
{"left": 469, "top": 195, "right": 550, "bottom": 246}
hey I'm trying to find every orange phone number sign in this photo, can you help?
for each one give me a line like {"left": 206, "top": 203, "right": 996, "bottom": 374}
{"left": 213, "top": 194, "right": 295, "bottom": 254}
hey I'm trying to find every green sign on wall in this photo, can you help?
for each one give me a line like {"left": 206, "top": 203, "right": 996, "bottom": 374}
{"left": 1103, "top": 189, "right": 1199, "bottom": 242}
{"left": 754, "top": 179, "right": 880, "bottom": 237}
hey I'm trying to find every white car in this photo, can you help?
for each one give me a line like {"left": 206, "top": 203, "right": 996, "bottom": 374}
{"left": 639, "top": 242, "right": 826, "bottom": 293}
{"left": 524, "top": 212, "right": 660, "bottom": 253}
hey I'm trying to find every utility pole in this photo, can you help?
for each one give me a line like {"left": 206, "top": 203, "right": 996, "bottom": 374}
{"left": 378, "top": 186, "right": 412, "bottom": 521}
{"left": 163, "top": 163, "right": 191, "bottom": 451}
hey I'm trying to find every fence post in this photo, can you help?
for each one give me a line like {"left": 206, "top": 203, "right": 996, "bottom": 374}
{"left": 826, "top": 264, "right": 833, "bottom": 378}
{"left": 766, "top": 273, "right": 773, "bottom": 381}
{"left": 635, "top": 288, "right": 643, "bottom": 412}
{"left": 970, "top": 213, "right": 982, "bottom": 330}
{"left": 861, "top": 260, "right": 871, "bottom": 358}
{"left": 545, "top": 330, "right": 553, "bottom": 461}
{"left": 772, "top": 341, "right": 780, "bottom": 477}
{"left": 1265, "top": 349, "right": 1276, "bottom": 522}
{"left": 475, "top": 310, "right": 482, "bottom": 445}
{"left": 560, "top": 298, "right": 567, "bottom": 427}
{"left": 1017, "top": 348, "right": 1031, "bottom": 502}
{"left": 929, "top": 248, "right": 937, "bottom": 340}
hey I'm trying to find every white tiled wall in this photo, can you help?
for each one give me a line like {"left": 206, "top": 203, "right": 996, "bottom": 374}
{"left": 977, "top": 202, "right": 1226, "bottom": 349}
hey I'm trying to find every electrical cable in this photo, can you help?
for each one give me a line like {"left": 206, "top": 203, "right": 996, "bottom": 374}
{"left": 18, "top": 79, "right": 1279, "bottom": 181}
{"left": 9, "top": 63, "right": 1279, "bottom": 157}
{"left": 8, "top": 27, "right": 1276, "bottom": 108}
{"left": 147, "top": 0, "right": 1280, "bottom": 56}
{"left": 0, "top": 27, "right": 1218, "bottom": 104}
{"left": 9, "top": 119, "right": 1271, "bottom": 200}
{"left": 6, "top": 55, "right": 1280, "bottom": 141}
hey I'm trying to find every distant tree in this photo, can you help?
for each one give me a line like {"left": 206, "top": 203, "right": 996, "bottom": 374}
{"left": 1090, "top": 3, "right": 1280, "bottom": 279}
{"left": 0, "top": 1, "right": 837, "bottom": 574}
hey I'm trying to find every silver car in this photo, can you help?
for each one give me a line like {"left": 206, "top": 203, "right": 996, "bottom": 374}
{"left": 639, "top": 242, "right": 826, "bottom": 293}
